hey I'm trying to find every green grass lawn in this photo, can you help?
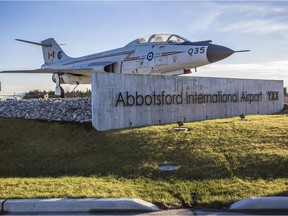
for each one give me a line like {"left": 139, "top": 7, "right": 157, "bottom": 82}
{"left": 0, "top": 115, "right": 287, "bottom": 208}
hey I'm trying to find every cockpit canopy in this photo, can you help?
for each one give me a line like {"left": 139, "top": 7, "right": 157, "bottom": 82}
{"left": 125, "top": 34, "right": 191, "bottom": 47}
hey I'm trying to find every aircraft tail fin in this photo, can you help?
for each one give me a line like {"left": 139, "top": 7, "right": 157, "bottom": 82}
{"left": 15, "top": 38, "right": 71, "bottom": 65}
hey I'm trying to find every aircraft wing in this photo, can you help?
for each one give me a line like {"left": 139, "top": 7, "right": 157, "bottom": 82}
{"left": 0, "top": 61, "right": 116, "bottom": 75}
{"left": 0, "top": 69, "right": 46, "bottom": 73}
{"left": 0, "top": 69, "right": 94, "bottom": 76}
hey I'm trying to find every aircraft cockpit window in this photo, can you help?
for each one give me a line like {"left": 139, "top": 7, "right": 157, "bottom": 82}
{"left": 148, "top": 34, "right": 157, "bottom": 43}
{"left": 125, "top": 34, "right": 190, "bottom": 47}
{"left": 155, "top": 35, "right": 163, "bottom": 42}
{"left": 148, "top": 34, "right": 171, "bottom": 43}
{"left": 167, "top": 35, "right": 187, "bottom": 44}
{"left": 147, "top": 34, "right": 189, "bottom": 44}
{"left": 138, "top": 38, "right": 147, "bottom": 43}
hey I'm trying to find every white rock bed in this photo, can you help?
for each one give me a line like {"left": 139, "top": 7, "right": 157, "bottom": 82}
{"left": 0, "top": 97, "right": 92, "bottom": 123}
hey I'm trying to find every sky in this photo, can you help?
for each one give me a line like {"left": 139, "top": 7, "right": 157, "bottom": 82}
{"left": 0, "top": 0, "right": 288, "bottom": 97}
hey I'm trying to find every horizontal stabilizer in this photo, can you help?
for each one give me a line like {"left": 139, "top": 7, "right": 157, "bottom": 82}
{"left": 15, "top": 39, "right": 52, "bottom": 47}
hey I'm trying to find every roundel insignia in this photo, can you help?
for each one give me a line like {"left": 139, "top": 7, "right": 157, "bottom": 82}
{"left": 57, "top": 51, "right": 63, "bottom": 60}
{"left": 147, "top": 52, "right": 154, "bottom": 61}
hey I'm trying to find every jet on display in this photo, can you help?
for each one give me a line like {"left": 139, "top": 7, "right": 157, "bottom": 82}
{"left": 0, "top": 34, "right": 249, "bottom": 97}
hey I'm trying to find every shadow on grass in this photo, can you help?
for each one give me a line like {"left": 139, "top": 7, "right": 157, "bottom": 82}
{"left": 271, "top": 190, "right": 288, "bottom": 196}
{"left": 0, "top": 117, "right": 287, "bottom": 180}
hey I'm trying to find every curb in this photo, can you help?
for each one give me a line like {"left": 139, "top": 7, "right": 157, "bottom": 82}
{"left": 230, "top": 196, "right": 288, "bottom": 210}
{"left": 2, "top": 198, "right": 160, "bottom": 213}
{"left": 0, "top": 199, "right": 4, "bottom": 213}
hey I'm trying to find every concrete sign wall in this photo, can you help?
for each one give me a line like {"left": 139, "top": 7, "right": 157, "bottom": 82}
{"left": 92, "top": 73, "right": 283, "bottom": 131}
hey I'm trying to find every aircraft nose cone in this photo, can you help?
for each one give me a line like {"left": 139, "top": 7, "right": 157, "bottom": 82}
{"left": 207, "top": 44, "right": 234, "bottom": 63}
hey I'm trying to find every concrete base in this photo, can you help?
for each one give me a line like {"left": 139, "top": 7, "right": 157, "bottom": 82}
{"left": 3, "top": 198, "right": 160, "bottom": 213}
{"left": 92, "top": 73, "right": 284, "bottom": 131}
{"left": 230, "top": 197, "right": 288, "bottom": 209}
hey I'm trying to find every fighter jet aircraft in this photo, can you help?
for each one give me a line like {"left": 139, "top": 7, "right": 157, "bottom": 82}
{"left": 0, "top": 34, "right": 249, "bottom": 97}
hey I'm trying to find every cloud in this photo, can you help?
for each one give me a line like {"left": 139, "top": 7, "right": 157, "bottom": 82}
{"left": 221, "top": 2, "right": 288, "bottom": 38}
{"left": 196, "top": 60, "right": 288, "bottom": 86}
{"left": 185, "top": 2, "right": 288, "bottom": 40}
{"left": 186, "top": 7, "right": 222, "bottom": 34}
{"left": 222, "top": 17, "right": 288, "bottom": 39}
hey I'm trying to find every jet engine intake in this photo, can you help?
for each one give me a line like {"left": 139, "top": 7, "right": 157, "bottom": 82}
{"left": 52, "top": 74, "right": 91, "bottom": 85}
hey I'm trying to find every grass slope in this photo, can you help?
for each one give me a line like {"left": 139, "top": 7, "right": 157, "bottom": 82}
{"left": 0, "top": 115, "right": 287, "bottom": 208}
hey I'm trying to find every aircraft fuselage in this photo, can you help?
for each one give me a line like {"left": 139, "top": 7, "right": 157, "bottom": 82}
{"left": 1, "top": 34, "right": 248, "bottom": 97}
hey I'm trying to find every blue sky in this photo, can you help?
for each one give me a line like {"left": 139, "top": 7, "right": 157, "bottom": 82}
{"left": 1, "top": 1, "right": 288, "bottom": 96}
